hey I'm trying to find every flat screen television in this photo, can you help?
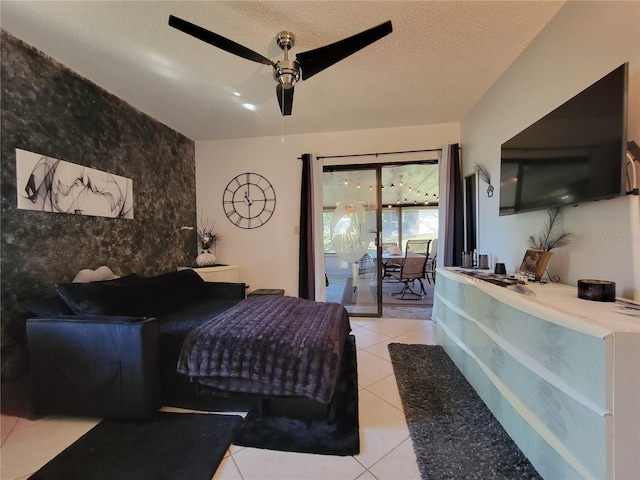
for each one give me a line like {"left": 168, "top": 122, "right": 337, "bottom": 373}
{"left": 499, "top": 63, "right": 628, "bottom": 215}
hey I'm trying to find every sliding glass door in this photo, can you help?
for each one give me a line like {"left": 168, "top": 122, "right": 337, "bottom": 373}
{"left": 323, "top": 166, "right": 381, "bottom": 316}
{"left": 322, "top": 160, "right": 439, "bottom": 318}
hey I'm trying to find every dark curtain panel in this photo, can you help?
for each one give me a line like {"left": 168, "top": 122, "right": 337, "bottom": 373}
{"left": 298, "top": 153, "right": 315, "bottom": 299}
{"left": 444, "top": 144, "right": 465, "bottom": 266}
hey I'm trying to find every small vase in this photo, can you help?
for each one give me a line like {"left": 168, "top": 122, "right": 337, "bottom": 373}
{"left": 195, "top": 251, "right": 217, "bottom": 267}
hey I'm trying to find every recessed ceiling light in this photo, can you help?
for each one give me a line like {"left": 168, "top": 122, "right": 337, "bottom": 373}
{"left": 242, "top": 103, "right": 256, "bottom": 111}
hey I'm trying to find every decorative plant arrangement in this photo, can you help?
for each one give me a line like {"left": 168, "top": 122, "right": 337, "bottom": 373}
{"left": 474, "top": 162, "right": 494, "bottom": 197}
{"left": 528, "top": 208, "right": 574, "bottom": 251}
{"left": 520, "top": 208, "right": 575, "bottom": 282}
{"left": 196, "top": 217, "right": 221, "bottom": 267}
{"left": 198, "top": 219, "right": 221, "bottom": 252}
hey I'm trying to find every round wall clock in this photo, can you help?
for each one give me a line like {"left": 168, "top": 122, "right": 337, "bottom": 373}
{"left": 223, "top": 172, "right": 276, "bottom": 229}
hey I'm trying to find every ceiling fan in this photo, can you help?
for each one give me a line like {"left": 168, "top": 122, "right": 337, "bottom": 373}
{"left": 168, "top": 15, "right": 393, "bottom": 116}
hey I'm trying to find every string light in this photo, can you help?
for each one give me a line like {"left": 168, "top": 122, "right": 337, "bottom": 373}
{"left": 327, "top": 172, "right": 439, "bottom": 206}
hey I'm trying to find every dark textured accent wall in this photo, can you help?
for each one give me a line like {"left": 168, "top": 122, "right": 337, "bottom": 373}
{"left": 1, "top": 31, "right": 198, "bottom": 381}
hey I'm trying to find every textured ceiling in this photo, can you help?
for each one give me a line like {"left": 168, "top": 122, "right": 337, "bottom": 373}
{"left": 1, "top": 1, "right": 564, "bottom": 141}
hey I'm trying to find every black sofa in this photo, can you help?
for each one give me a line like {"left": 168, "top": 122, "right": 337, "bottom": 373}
{"left": 26, "top": 269, "right": 246, "bottom": 420}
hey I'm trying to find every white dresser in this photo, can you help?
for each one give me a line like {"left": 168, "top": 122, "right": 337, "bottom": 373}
{"left": 434, "top": 267, "right": 639, "bottom": 479}
{"left": 179, "top": 265, "right": 240, "bottom": 283}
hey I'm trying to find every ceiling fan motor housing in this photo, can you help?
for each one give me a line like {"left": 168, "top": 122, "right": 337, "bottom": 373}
{"left": 274, "top": 31, "right": 299, "bottom": 89}
{"left": 273, "top": 59, "right": 300, "bottom": 89}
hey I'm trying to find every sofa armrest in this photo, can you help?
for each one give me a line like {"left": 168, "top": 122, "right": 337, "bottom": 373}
{"left": 27, "top": 315, "right": 160, "bottom": 419}
{"left": 201, "top": 282, "right": 246, "bottom": 300}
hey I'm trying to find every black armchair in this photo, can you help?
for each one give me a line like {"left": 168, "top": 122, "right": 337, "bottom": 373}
{"left": 27, "top": 316, "right": 160, "bottom": 419}
{"left": 25, "top": 271, "right": 247, "bottom": 419}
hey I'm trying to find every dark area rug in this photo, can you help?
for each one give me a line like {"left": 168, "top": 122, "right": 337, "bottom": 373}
{"left": 28, "top": 412, "right": 244, "bottom": 480}
{"left": 388, "top": 344, "right": 542, "bottom": 479}
{"left": 234, "top": 334, "right": 359, "bottom": 456}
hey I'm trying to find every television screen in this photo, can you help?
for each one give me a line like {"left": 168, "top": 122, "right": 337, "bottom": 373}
{"left": 500, "top": 63, "right": 628, "bottom": 215}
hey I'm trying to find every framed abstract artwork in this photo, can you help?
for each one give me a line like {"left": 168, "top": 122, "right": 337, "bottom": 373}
{"left": 16, "top": 149, "right": 133, "bottom": 219}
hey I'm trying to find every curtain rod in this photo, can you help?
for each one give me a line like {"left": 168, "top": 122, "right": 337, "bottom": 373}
{"left": 315, "top": 148, "right": 442, "bottom": 160}
{"left": 297, "top": 146, "right": 458, "bottom": 161}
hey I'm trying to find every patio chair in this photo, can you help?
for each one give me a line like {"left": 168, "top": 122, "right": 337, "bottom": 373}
{"left": 381, "top": 242, "right": 402, "bottom": 279}
{"left": 390, "top": 239, "right": 431, "bottom": 300}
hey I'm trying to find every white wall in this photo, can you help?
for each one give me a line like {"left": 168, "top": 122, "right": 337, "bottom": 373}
{"left": 461, "top": 1, "right": 640, "bottom": 299}
{"left": 196, "top": 123, "right": 459, "bottom": 296}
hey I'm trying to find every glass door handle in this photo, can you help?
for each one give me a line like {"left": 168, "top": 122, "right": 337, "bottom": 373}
{"left": 373, "top": 231, "right": 381, "bottom": 247}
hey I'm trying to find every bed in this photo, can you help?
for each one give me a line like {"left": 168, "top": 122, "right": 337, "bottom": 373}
{"left": 27, "top": 269, "right": 351, "bottom": 420}
{"left": 176, "top": 295, "right": 351, "bottom": 405}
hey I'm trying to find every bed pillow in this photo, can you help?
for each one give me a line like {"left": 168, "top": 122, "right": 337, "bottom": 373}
{"left": 72, "top": 265, "right": 120, "bottom": 283}
{"left": 138, "top": 269, "right": 207, "bottom": 310}
{"left": 56, "top": 276, "right": 154, "bottom": 317}
{"left": 56, "top": 270, "right": 205, "bottom": 317}
{"left": 27, "top": 295, "right": 75, "bottom": 316}
{"left": 102, "top": 273, "right": 140, "bottom": 285}
{"left": 28, "top": 274, "right": 140, "bottom": 316}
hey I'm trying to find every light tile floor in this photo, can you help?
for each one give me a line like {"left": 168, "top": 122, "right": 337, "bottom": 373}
{"left": 1, "top": 317, "right": 437, "bottom": 480}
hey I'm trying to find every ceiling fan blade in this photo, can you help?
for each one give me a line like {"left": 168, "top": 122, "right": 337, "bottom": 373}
{"left": 276, "top": 85, "right": 294, "bottom": 116}
{"left": 169, "top": 15, "right": 276, "bottom": 68}
{"left": 296, "top": 20, "right": 392, "bottom": 80}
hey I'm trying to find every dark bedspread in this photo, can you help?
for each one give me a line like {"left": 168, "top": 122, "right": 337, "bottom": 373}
{"left": 177, "top": 295, "right": 350, "bottom": 404}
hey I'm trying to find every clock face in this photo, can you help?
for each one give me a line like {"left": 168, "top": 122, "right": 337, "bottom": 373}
{"left": 223, "top": 173, "right": 276, "bottom": 229}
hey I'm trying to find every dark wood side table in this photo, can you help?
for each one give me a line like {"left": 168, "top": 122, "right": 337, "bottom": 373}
{"left": 248, "top": 289, "right": 285, "bottom": 296}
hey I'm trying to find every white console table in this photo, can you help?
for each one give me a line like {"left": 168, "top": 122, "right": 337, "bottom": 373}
{"left": 179, "top": 265, "right": 240, "bottom": 283}
{"left": 434, "top": 267, "right": 639, "bottom": 479}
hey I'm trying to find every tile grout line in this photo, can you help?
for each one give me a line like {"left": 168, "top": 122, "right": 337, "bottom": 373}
{"left": 361, "top": 437, "right": 415, "bottom": 480}
{"left": 362, "top": 374, "right": 405, "bottom": 414}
